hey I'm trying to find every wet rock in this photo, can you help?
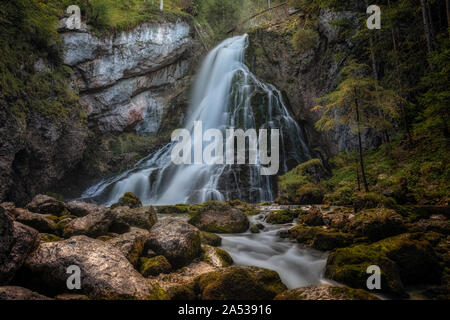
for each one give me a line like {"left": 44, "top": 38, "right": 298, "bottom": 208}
{"left": 107, "top": 227, "right": 150, "bottom": 265}
{"left": 14, "top": 208, "right": 57, "bottom": 233}
{"left": 62, "top": 208, "right": 114, "bottom": 238}
{"left": 22, "top": 236, "right": 160, "bottom": 299}
{"left": 274, "top": 284, "right": 379, "bottom": 300}
{"left": 346, "top": 208, "right": 406, "bottom": 242}
{"left": 250, "top": 225, "right": 260, "bottom": 233}
{"left": 188, "top": 201, "right": 249, "bottom": 233}
{"left": 193, "top": 266, "right": 287, "bottom": 300}
{"left": 111, "top": 192, "right": 142, "bottom": 209}
{"left": 200, "top": 232, "right": 222, "bottom": 247}
{"left": 110, "top": 206, "right": 157, "bottom": 233}
{"left": 0, "top": 209, "right": 40, "bottom": 285}
{"left": 0, "top": 286, "right": 51, "bottom": 300}
{"left": 66, "top": 201, "right": 106, "bottom": 217}
{"left": 146, "top": 218, "right": 202, "bottom": 268}
{"left": 139, "top": 256, "right": 172, "bottom": 277}
{"left": 26, "top": 195, "right": 66, "bottom": 215}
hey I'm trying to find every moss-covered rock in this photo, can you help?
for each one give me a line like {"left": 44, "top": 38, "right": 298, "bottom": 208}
{"left": 295, "top": 184, "right": 325, "bottom": 205}
{"left": 200, "top": 232, "right": 222, "bottom": 246}
{"left": 274, "top": 284, "right": 379, "bottom": 300}
{"left": 346, "top": 208, "right": 406, "bottom": 242}
{"left": 156, "top": 204, "right": 190, "bottom": 214}
{"left": 352, "top": 192, "right": 396, "bottom": 212}
{"left": 202, "top": 245, "right": 233, "bottom": 268}
{"left": 111, "top": 192, "right": 142, "bottom": 209}
{"left": 250, "top": 225, "right": 260, "bottom": 233}
{"left": 289, "top": 225, "right": 354, "bottom": 251}
{"left": 297, "top": 207, "right": 324, "bottom": 226}
{"left": 40, "top": 233, "right": 62, "bottom": 243}
{"left": 139, "top": 256, "right": 172, "bottom": 277}
{"left": 325, "top": 233, "right": 442, "bottom": 296}
{"left": 188, "top": 201, "right": 249, "bottom": 233}
{"left": 266, "top": 209, "right": 296, "bottom": 224}
{"left": 193, "top": 266, "right": 287, "bottom": 300}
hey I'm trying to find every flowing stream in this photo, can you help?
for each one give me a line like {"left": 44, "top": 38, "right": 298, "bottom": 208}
{"left": 81, "top": 34, "right": 310, "bottom": 206}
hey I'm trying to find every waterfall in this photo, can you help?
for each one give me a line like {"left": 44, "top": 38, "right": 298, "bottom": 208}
{"left": 81, "top": 34, "right": 311, "bottom": 205}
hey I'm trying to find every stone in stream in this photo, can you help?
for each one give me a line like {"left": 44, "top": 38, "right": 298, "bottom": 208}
{"left": 145, "top": 218, "right": 202, "bottom": 268}
{"left": 21, "top": 236, "right": 166, "bottom": 300}
{"left": 188, "top": 201, "right": 249, "bottom": 233}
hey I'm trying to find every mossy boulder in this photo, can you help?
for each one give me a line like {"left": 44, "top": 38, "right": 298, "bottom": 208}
{"left": 325, "top": 233, "right": 442, "bottom": 296}
{"left": 266, "top": 209, "right": 299, "bottom": 224}
{"left": 193, "top": 266, "right": 287, "bottom": 300}
{"left": 202, "top": 245, "right": 233, "bottom": 268}
{"left": 274, "top": 284, "right": 379, "bottom": 300}
{"left": 110, "top": 206, "right": 157, "bottom": 233}
{"left": 289, "top": 225, "right": 354, "bottom": 251}
{"left": 156, "top": 204, "right": 190, "bottom": 214}
{"left": 295, "top": 184, "right": 325, "bottom": 205}
{"left": 111, "top": 192, "right": 142, "bottom": 209}
{"left": 139, "top": 256, "right": 172, "bottom": 277}
{"left": 250, "top": 225, "right": 260, "bottom": 233}
{"left": 346, "top": 208, "right": 406, "bottom": 242}
{"left": 200, "top": 232, "right": 222, "bottom": 247}
{"left": 107, "top": 227, "right": 150, "bottom": 265}
{"left": 297, "top": 207, "right": 324, "bottom": 226}
{"left": 188, "top": 201, "right": 249, "bottom": 233}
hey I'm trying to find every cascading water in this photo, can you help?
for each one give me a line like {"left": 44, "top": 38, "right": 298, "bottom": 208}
{"left": 81, "top": 34, "right": 311, "bottom": 205}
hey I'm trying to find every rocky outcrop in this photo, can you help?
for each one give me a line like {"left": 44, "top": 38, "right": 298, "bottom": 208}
{"left": 188, "top": 201, "right": 249, "bottom": 233}
{"left": 247, "top": 10, "right": 378, "bottom": 159}
{"left": 21, "top": 236, "right": 161, "bottom": 299}
{"left": 61, "top": 21, "right": 199, "bottom": 134}
{"left": 145, "top": 218, "right": 202, "bottom": 268}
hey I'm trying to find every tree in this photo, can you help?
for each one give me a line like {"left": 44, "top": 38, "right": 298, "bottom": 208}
{"left": 313, "top": 61, "right": 402, "bottom": 193}
{"left": 421, "top": 0, "right": 433, "bottom": 53}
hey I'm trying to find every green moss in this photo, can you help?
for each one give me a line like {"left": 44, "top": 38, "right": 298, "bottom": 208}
{"left": 250, "top": 225, "right": 260, "bottom": 233}
{"left": 139, "top": 256, "right": 172, "bottom": 277}
{"left": 266, "top": 209, "right": 297, "bottom": 224}
{"left": 40, "top": 233, "right": 62, "bottom": 243}
{"left": 147, "top": 282, "right": 169, "bottom": 300}
{"left": 112, "top": 192, "right": 142, "bottom": 209}
{"left": 289, "top": 225, "right": 353, "bottom": 251}
{"left": 157, "top": 204, "right": 190, "bottom": 214}
{"left": 200, "top": 232, "right": 222, "bottom": 246}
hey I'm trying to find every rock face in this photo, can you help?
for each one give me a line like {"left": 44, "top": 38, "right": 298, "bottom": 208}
{"left": 22, "top": 236, "right": 156, "bottom": 299}
{"left": 0, "top": 208, "right": 40, "bottom": 285}
{"left": 0, "top": 286, "right": 51, "bottom": 300}
{"left": 61, "top": 22, "right": 197, "bottom": 134}
{"left": 274, "top": 284, "right": 379, "bottom": 300}
{"left": 189, "top": 202, "right": 249, "bottom": 233}
{"left": 247, "top": 9, "right": 380, "bottom": 159}
{"left": 146, "top": 218, "right": 202, "bottom": 268}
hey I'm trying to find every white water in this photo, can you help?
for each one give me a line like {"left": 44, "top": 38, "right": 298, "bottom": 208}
{"left": 81, "top": 34, "right": 310, "bottom": 205}
{"left": 220, "top": 213, "right": 327, "bottom": 289}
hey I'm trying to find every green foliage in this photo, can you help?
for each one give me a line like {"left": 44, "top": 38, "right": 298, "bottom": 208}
{"left": 291, "top": 27, "right": 318, "bottom": 53}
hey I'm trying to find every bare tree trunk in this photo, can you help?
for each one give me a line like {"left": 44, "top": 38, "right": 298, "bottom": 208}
{"left": 446, "top": 0, "right": 450, "bottom": 35}
{"left": 421, "top": 0, "right": 433, "bottom": 53}
{"left": 354, "top": 88, "right": 369, "bottom": 193}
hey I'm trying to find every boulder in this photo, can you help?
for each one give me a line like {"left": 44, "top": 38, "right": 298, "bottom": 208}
{"left": 146, "top": 218, "right": 202, "bottom": 268}
{"left": 62, "top": 208, "right": 114, "bottom": 238}
{"left": 0, "top": 286, "right": 51, "bottom": 300}
{"left": 201, "top": 245, "right": 233, "bottom": 268}
{"left": 26, "top": 194, "right": 66, "bottom": 215}
{"left": 0, "top": 208, "right": 40, "bottom": 285}
{"left": 200, "top": 232, "right": 222, "bottom": 246}
{"left": 298, "top": 207, "right": 324, "bottom": 226}
{"left": 346, "top": 208, "right": 406, "bottom": 241}
{"left": 139, "top": 256, "right": 172, "bottom": 277}
{"left": 111, "top": 192, "right": 142, "bottom": 209}
{"left": 107, "top": 227, "right": 150, "bottom": 265}
{"left": 110, "top": 206, "right": 157, "bottom": 233}
{"left": 274, "top": 284, "right": 379, "bottom": 300}
{"left": 22, "top": 236, "right": 162, "bottom": 299}
{"left": 266, "top": 209, "right": 297, "bottom": 224}
{"left": 193, "top": 266, "right": 287, "bottom": 300}
{"left": 188, "top": 201, "right": 249, "bottom": 233}
{"left": 13, "top": 208, "right": 57, "bottom": 233}
{"left": 325, "top": 233, "right": 442, "bottom": 296}
{"left": 66, "top": 201, "right": 106, "bottom": 217}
